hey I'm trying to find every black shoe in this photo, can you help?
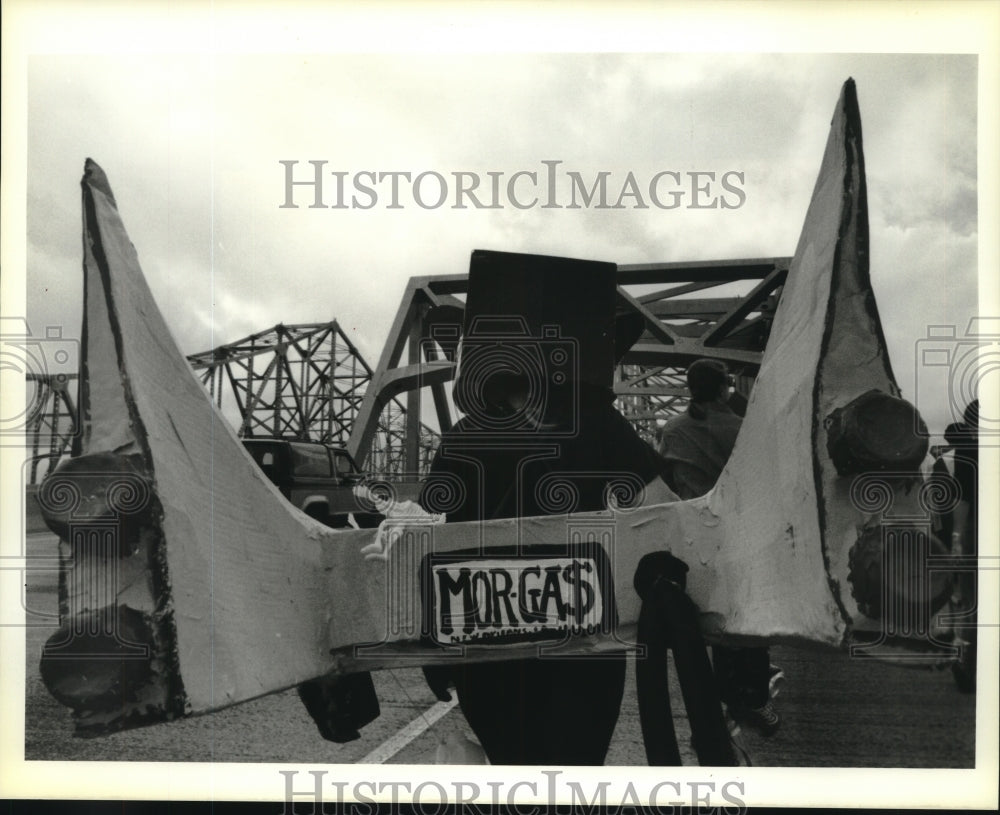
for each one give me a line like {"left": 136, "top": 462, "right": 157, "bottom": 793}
{"left": 730, "top": 701, "right": 781, "bottom": 737}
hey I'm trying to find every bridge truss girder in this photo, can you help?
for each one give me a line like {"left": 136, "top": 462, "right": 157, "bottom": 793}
{"left": 347, "top": 257, "right": 790, "bottom": 463}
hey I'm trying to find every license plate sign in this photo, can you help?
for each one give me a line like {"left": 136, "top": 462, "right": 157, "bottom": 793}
{"left": 429, "top": 556, "right": 605, "bottom": 646}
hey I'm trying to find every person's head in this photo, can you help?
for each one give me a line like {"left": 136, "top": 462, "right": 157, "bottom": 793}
{"left": 686, "top": 358, "right": 731, "bottom": 404}
{"left": 944, "top": 421, "right": 964, "bottom": 447}
{"left": 944, "top": 400, "right": 979, "bottom": 448}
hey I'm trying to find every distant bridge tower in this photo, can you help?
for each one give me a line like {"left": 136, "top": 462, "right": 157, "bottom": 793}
{"left": 23, "top": 373, "right": 79, "bottom": 484}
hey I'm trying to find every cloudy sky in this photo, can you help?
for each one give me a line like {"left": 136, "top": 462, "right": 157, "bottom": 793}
{"left": 13, "top": 7, "right": 993, "bottom": 438}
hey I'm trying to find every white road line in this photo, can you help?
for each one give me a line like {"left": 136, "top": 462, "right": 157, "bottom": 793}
{"left": 359, "top": 697, "right": 458, "bottom": 764}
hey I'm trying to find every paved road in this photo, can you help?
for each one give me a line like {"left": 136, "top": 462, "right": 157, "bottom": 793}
{"left": 21, "top": 533, "right": 975, "bottom": 767}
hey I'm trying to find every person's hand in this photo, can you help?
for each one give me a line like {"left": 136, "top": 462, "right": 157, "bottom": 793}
{"left": 359, "top": 509, "right": 444, "bottom": 562}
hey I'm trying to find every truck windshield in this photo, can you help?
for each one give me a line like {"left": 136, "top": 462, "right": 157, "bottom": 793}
{"left": 290, "top": 443, "right": 332, "bottom": 477}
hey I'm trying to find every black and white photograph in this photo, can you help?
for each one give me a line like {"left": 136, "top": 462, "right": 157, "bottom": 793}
{"left": 1, "top": 2, "right": 997, "bottom": 811}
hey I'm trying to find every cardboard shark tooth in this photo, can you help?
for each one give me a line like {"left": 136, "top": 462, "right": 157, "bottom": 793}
{"left": 38, "top": 78, "right": 945, "bottom": 735}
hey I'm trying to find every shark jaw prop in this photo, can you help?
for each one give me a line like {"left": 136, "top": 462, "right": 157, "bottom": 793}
{"left": 38, "top": 79, "right": 945, "bottom": 735}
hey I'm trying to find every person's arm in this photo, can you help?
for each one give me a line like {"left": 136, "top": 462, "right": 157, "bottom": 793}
{"left": 602, "top": 409, "right": 680, "bottom": 507}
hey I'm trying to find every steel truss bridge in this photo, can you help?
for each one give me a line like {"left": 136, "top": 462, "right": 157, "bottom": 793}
{"left": 22, "top": 257, "right": 789, "bottom": 483}
{"left": 346, "top": 257, "right": 789, "bottom": 470}
{"left": 185, "top": 321, "right": 440, "bottom": 476}
{"left": 22, "top": 372, "right": 79, "bottom": 484}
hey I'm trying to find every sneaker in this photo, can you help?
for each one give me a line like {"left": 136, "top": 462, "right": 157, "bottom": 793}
{"left": 730, "top": 701, "right": 781, "bottom": 737}
{"left": 768, "top": 664, "right": 785, "bottom": 699}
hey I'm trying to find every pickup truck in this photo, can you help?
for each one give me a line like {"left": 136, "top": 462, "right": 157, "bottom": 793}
{"left": 241, "top": 438, "right": 381, "bottom": 528}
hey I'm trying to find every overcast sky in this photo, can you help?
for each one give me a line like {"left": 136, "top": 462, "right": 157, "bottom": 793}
{"left": 20, "top": 37, "right": 985, "bottom": 438}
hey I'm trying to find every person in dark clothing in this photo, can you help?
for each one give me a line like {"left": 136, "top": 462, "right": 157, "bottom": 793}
{"left": 943, "top": 400, "right": 978, "bottom": 692}
{"left": 657, "top": 359, "right": 781, "bottom": 736}
{"left": 424, "top": 389, "right": 669, "bottom": 764}
{"left": 419, "top": 250, "right": 674, "bottom": 765}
